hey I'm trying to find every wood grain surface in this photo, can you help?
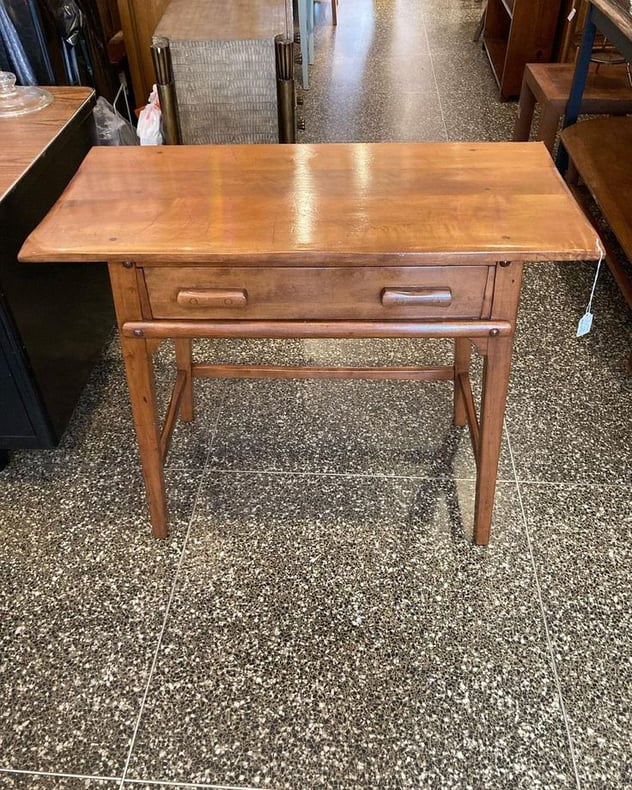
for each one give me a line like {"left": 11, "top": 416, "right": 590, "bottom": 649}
{"left": 154, "top": 0, "right": 290, "bottom": 41}
{"left": 0, "top": 87, "right": 94, "bottom": 202}
{"left": 20, "top": 141, "right": 601, "bottom": 266}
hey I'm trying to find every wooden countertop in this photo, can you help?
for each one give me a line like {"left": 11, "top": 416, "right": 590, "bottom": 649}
{"left": 0, "top": 86, "right": 94, "bottom": 203}
{"left": 20, "top": 141, "right": 601, "bottom": 266}
{"left": 154, "top": 0, "right": 290, "bottom": 42}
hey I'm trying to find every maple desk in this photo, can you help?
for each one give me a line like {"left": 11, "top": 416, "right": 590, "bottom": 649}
{"left": 20, "top": 142, "right": 599, "bottom": 545}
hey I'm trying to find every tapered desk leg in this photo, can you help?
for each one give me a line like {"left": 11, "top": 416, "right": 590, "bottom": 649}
{"left": 453, "top": 337, "right": 471, "bottom": 426}
{"left": 474, "top": 334, "right": 512, "bottom": 546}
{"left": 120, "top": 335, "right": 169, "bottom": 538}
{"left": 473, "top": 261, "right": 522, "bottom": 546}
{"left": 175, "top": 338, "right": 194, "bottom": 422}
{"left": 108, "top": 260, "right": 169, "bottom": 538}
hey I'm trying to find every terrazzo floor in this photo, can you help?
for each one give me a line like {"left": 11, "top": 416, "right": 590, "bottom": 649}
{"left": 2, "top": 0, "right": 632, "bottom": 788}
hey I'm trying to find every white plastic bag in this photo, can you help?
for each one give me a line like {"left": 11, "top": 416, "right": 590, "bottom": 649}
{"left": 93, "top": 96, "right": 138, "bottom": 146}
{"left": 137, "top": 85, "right": 163, "bottom": 145}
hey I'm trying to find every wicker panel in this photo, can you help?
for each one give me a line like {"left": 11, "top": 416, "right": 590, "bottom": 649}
{"left": 169, "top": 39, "right": 278, "bottom": 144}
{"left": 154, "top": 0, "right": 291, "bottom": 144}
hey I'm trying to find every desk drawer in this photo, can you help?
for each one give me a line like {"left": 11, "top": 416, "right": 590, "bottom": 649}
{"left": 142, "top": 266, "right": 493, "bottom": 320}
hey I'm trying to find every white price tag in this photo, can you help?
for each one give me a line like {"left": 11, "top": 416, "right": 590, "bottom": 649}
{"left": 576, "top": 311, "right": 593, "bottom": 337}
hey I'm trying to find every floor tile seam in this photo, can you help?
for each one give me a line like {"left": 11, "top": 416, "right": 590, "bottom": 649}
{"left": 125, "top": 777, "right": 265, "bottom": 790}
{"left": 511, "top": 479, "right": 627, "bottom": 490}
{"left": 505, "top": 427, "right": 583, "bottom": 790}
{"left": 0, "top": 769, "right": 261, "bottom": 790}
{"left": 420, "top": 6, "right": 449, "bottom": 141}
{"left": 201, "top": 380, "right": 230, "bottom": 475}
{"left": 117, "top": 463, "right": 210, "bottom": 788}
{"left": 0, "top": 767, "right": 120, "bottom": 784}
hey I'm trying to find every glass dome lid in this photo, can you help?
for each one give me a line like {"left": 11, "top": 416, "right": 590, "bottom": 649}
{"left": 0, "top": 71, "right": 53, "bottom": 118}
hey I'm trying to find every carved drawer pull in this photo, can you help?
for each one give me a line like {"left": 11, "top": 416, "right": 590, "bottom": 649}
{"left": 176, "top": 288, "right": 247, "bottom": 308}
{"left": 381, "top": 287, "right": 452, "bottom": 307}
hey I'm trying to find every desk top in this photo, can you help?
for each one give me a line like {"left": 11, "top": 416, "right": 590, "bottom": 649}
{"left": 20, "top": 142, "right": 600, "bottom": 267}
{"left": 0, "top": 87, "right": 94, "bottom": 203}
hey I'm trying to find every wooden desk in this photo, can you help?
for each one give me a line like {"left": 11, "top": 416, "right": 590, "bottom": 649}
{"left": 19, "top": 142, "right": 599, "bottom": 545}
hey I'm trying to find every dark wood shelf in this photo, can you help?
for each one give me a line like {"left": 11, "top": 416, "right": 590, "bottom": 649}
{"left": 483, "top": 36, "right": 510, "bottom": 87}
{"left": 483, "top": 0, "right": 563, "bottom": 99}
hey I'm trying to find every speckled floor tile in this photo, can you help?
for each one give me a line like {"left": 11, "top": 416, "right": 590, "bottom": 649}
{"left": 122, "top": 784, "right": 260, "bottom": 790}
{"left": 190, "top": 336, "right": 464, "bottom": 369}
{"left": 299, "top": 84, "right": 446, "bottom": 143}
{"left": 432, "top": 47, "right": 518, "bottom": 142}
{"left": 0, "top": 773, "right": 118, "bottom": 789}
{"left": 0, "top": 459, "right": 200, "bottom": 776}
{"left": 422, "top": 0, "right": 488, "bottom": 47}
{"left": 299, "top": 0, "right": 445, "bottom": 143}
{"left": 5, "top": 0, "right": 631, "bottom": 786}
{"left": 507, "top": 263, "right": 632, "bottom": 484}
{"left": 6, "top": 352, "right": 226, "bottom": 472}
{"left": 519, "top": 484, "right": 632, "bottom": 789}
{"left": 208, "top": 376, "right": 513, "bottom": 480}
{"left": 125, "top": 473, "right": 575, "bottom": 788}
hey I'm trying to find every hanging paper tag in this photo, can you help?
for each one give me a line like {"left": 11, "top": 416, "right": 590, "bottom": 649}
{"left": 576, "top": 311, "right": 593, "bottom": 337}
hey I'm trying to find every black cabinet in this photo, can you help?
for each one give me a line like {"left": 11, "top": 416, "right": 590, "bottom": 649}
{"left": 0, "top": 88, "right": 114, "bottom": 450}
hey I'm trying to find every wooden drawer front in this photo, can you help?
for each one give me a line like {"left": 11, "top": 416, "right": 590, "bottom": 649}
{"left": 143, "top": 266, "right": 492, "bottom": 320}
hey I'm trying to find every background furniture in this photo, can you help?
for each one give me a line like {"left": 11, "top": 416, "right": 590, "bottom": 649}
{"left": 152, "top": 0, "right": 294, "bottom": 145}
{"left": 562, "top": 116, "right": 632, "bottom": 306}
{"left": 297, "top": 0, "right": 338, "bottom": 89}
{"left": 0, "top": 87, "right": 113, "bottom": 463}
{"left": 482, "top": 0, "right": 563, "bottom": 99}
{"left": 559, "top": 0, "right": 632, "bottom": 314}
{"left": 512, "top": 61, "right": 632, "bottom": 152}
{"left": 556, "top": 0, "right": 628, "bottom": 62}
{"left": 20, "top": 142, "right": 600, "bottom": 545}
{"left": 297, "top": 0, "right": 315, "bottom": 89}
{"left": 117, "top": 0, "right": 171, "bottom": 106}
{"left": 1, "top": 0, "right": 127, "bottom": 103}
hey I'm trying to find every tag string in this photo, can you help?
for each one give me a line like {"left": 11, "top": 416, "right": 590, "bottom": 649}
{"left": 586, "top": 239, "right": 605, "bottom": 315}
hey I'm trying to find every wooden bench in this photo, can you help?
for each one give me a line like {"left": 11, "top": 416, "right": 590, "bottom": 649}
{"left": 513, "top": 62, "right": 632, "bottom": 153}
